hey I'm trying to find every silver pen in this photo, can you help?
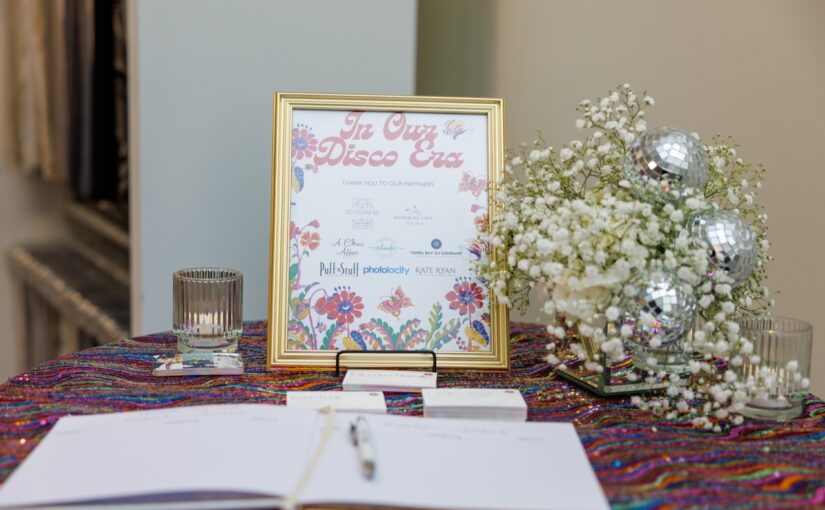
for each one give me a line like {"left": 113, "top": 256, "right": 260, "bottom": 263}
{"left": 350, "top": 416, "right": 376, "bottom": 479}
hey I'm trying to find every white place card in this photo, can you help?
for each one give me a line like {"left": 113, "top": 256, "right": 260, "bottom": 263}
{"left": 342, "top": 369, "right": 437, "bottom": 393}
{"left": 422, "top": 388, "right": 528, "bottom": 421}
{"left": 286, "top": 391, "right": 387, "bottom": 414}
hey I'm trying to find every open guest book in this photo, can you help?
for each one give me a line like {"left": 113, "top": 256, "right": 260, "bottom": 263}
{"left": 0, "top": 404, "right": 609, "bottom": 510}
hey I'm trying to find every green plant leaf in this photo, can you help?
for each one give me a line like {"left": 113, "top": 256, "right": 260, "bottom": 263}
{"left": 397, "top": 319, "right": 423, "bottom": 350}
{"left": 423, "top": 303, "right": 443, "bottom": 350}
{"left": 296, "top": 282, "right": 318, "bottom": 302}
{"left": 320, "top": 323, "right": 338, "bottom": 350}
{"left": 431, "top": 318, "right": 460, "bottom": 351}
{"left": 360, "top": 319, "right": 398, "bottom": 350}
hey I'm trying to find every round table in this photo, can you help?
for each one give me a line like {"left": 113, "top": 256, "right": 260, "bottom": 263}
{"left": 1, "top": 322, "right": 824, "bottom": 509}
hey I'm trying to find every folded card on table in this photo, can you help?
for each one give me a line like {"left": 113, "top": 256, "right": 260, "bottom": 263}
{"left": 423, "top": 388, "right": 528, "bottom": 421}
{"left": 287, "top": 390, "right": 387, "bottom": 414}
{"left": 342, "top": 369, "right": 437, "bottom": 393}
{"left": 0, "top": 404, "right": 609, "bottom": 510}
{"left": 152, "top": 352, "right": 244, "bottom": 376}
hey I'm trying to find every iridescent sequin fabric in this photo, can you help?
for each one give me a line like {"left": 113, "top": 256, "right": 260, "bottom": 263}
{"left": 1, "top": 322, "right": 824, "bottom": 508}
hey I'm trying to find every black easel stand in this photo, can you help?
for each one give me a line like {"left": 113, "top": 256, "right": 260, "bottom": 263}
{"left": 334, "top": 350, "right": 437, "bottom": 377}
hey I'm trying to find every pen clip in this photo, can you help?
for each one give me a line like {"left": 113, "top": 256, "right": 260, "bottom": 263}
{"left": 350, "top": 416, "right": 376, "bottom": 480}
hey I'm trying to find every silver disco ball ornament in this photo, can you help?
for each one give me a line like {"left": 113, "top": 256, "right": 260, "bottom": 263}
{"left": 622, "top": 269, "right": 697, "bottom": 349}
{"left": 690, "top": 210, "right": 757, "bottom": 287}
{"left": 624, "top": 127, "right": 708, "bottom": 200}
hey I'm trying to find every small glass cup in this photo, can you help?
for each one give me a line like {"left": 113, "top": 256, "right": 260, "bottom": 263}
{"left": 173, "top": 268, "right": 243, "bottom": 353}
{"left": 736, "top": 316, "right": 813, "bottom": 421}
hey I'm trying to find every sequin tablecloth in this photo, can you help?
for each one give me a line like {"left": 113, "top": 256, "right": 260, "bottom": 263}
{"left": 1, "top": 322, "right": 824, "bottom": 509}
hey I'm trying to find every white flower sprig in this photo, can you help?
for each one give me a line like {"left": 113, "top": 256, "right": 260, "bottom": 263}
{"left": 479, "top": 84, "right": 775, "bottom": 429}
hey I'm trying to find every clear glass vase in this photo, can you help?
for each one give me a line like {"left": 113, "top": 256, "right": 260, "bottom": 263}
{"left": 627, "top": 330, "right": 693, "bottom": 375}
{"left": 173, "top": 268, "right": 243, "bottom": 353}
{"left": 736, "top": 316, "right": 812, "bottom": 421}
{"left": 554, "top": 320, "right": 670, "bottom": 396}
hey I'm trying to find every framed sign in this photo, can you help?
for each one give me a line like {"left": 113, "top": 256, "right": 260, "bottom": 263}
{"left": 267, "top": 93, "right": 508, "bottom": 369}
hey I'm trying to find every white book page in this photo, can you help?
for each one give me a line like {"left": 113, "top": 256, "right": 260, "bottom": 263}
{"left": 302, "top": 413, "right": 610, "bottom": 510}
{"left": 0, "top": 405, "right": 319, "bottom": 508}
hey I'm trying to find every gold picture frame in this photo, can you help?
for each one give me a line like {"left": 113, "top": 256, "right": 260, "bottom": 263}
{"left": 267, "top": 93, "right": 508, "bottom": 370}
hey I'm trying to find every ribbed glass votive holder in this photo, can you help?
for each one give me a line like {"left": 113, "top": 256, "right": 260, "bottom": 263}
{"left": 173, "top": 268, "right": 243, "bottom": 353}
{"left": 736, "top": 316, "right": 812, "bottom": 421}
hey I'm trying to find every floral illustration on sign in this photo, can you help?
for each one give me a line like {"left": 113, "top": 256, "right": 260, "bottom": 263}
{"left": 292, "top": 124, "right": 317, "bottom": 160}
{"left": 299, "top": 231, "right": 320, "bottom": 251}
{"left": 466, "top": 239, "right": 489, "bottom": 262}
{"left": 471, "top": 203, "right": 489, "bottom": 233}
{"left": 377, "top": 286, "right": 414, "bottom": 319}
{"left": 315, "top": 287, "right": 364, "bottom": 325}
{"left": 443, "top": 119, "right": 471, "bottom": 140}
{"left": 446, "top": 278, "right": 484, "bottom": 315}
{"left": 458, "top": 171, "right": 487, "bottom": 198}
{"left": 291, "top": 123, "right": 319, "bottom": 193}
{"left": 286, "top": 219, "right": 485, "bottom": 352}
{"left": 458, "top": 167, "right": 491, "bottom": 281}
{"left": 445, "top": 277, "right": 490, "bottom": 351}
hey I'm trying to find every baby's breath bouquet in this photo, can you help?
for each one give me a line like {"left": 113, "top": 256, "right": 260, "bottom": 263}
{"left": 479, "top": 84, "right": 795, "bottom": 429}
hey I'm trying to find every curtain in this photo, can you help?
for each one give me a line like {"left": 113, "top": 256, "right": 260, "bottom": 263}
{"left": 6, "top": 0, "right": 128, "bottom": 203}
{"left": 6, "top": 0, "right": 67, "bottom": 183}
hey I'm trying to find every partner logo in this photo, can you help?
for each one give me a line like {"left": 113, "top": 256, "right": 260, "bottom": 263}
{"left": 352, "top": 218, "right": 373, "bottom": 230}
{"left": 371, "top": 238, "right": 402, "bottom": 258}
{"left": 409, "top": 240, "right": 464, "bottom": 258}
{"left": 330, "top": 238, "right": 364, "bottom": 257}
{"left": 414, "top": 266, "right": 457, "bottom": 277}
{"left": 319, "top": 262, "right": 359, "bottom": 277}
{"left": 394, "top": 205, "right": 434, "bottom": 226}
{"left": 363, "top": 265, "right": 410, "bottom": 276}
{"left": 345, "top": 198, "right": 379, "bottom": 216}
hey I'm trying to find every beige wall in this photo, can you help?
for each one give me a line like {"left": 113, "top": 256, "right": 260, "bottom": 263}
{"left": 418, "top": 0, "right": 825, "bottom": 395}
